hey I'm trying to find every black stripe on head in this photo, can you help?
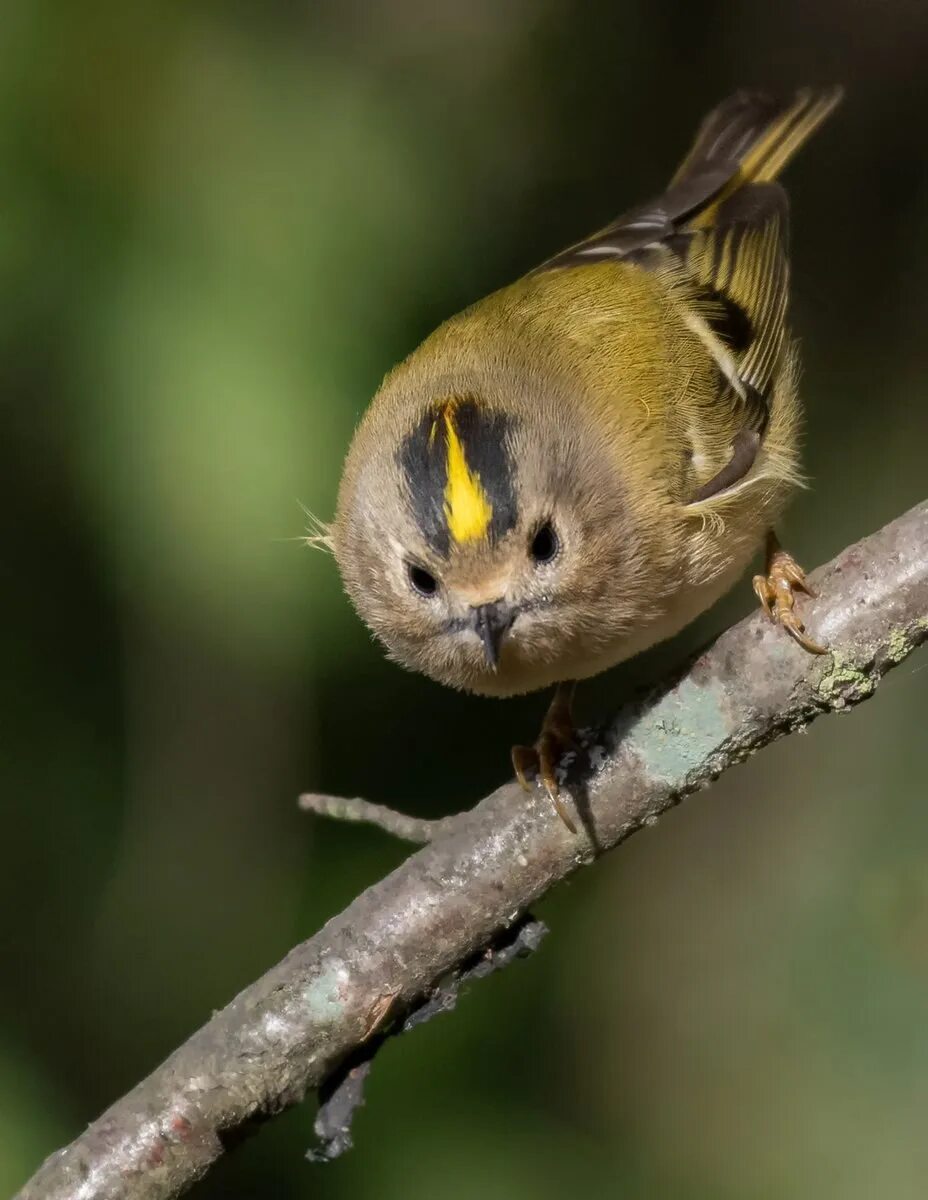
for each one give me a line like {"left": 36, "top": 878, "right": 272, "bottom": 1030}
{"left": 397, "top": 396, "right": 518, "bottom": 557}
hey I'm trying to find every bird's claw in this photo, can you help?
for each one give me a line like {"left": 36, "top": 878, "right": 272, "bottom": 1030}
{"left": 752, "top": 532, "right": 827, "bottom": 655}
{"left": 511, "top": 681, "right": 578, "bottom": 833}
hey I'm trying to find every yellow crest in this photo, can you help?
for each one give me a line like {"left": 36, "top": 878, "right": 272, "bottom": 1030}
{"left": 433, "top": 401, "right": 493, "bottom": 544}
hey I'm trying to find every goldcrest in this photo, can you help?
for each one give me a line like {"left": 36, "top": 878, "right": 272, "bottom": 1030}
{"left": 321, "top": 89, "right": 841, "bottom": 828}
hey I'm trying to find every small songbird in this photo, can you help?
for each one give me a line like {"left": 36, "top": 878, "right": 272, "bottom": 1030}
{"left": 324, "top": 88, "right": 841, "bottom": 831}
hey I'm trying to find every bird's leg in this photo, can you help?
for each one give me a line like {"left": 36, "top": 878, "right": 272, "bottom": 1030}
{"left": 752, "top": 530, "right": 827, "bottom": 655}
{"left": 511, "top": 681, "right": 578, "bottom": 833}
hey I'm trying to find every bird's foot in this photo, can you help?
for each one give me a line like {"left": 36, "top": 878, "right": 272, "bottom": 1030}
{"left": 752, "top": 531, "right": 827, "bottom": 655}
{"left": 511, "top": 681, "right": 579, "bottom": 833}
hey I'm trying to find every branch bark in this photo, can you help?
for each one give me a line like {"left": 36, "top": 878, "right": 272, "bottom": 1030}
{"left": 18, "top": 501, "right": 928, "bottom": 1200}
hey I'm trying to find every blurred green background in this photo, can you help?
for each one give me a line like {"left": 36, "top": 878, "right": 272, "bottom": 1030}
{"left": 3, "top": 1, "right": 928, "bottom": 1196}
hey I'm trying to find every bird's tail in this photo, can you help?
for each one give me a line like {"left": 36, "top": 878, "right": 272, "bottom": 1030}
{"left": 673, "top": 87, "right": 843, "bottom": 225}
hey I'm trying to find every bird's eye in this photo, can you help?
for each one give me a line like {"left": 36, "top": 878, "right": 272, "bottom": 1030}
{"left": 406, "top": 563, "right": 438, "bottom": 597}
{"left": 529, "top": 521, "right": 559, "bottom": 565}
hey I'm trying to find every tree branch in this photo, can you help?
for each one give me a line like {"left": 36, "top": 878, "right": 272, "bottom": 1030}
{"left": 17, "top": 501, "right": 928, "bottom": 1200}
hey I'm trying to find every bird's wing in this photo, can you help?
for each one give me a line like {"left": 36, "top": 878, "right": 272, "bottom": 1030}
{"left": 532, "top": 89, "right": 841, "bottom": 500}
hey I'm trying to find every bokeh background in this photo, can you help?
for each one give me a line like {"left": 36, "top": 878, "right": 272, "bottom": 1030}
{"left": 3, "top": 2, "right": 928, "bottom": 1196}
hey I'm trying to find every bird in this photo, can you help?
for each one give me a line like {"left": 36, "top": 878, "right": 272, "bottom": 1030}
{"left": 323, "top": 87, "right": 842, "bottom": 833}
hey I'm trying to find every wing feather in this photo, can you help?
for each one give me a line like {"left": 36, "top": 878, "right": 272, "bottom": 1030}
{"left": 531, "top": 88, "right": 841, "bottom": 500}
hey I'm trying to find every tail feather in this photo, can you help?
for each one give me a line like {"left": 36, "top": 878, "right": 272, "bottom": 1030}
{"left": 534, "top": 86, "right": 842, "bottom": 278}
{"left": 675, "top": 87, "right": 843, "bottom": 225}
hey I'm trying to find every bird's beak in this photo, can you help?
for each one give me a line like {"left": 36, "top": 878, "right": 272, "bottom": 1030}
{"left": 471, "top": 601, "right": 516, "bottom": 670}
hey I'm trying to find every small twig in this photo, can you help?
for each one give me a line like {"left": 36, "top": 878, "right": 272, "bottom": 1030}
{"left": 298, "top": 793, "right": 451, "bottom": 843}
{"left": 308, "top": 915, "right": 547, "bottom": 1161}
